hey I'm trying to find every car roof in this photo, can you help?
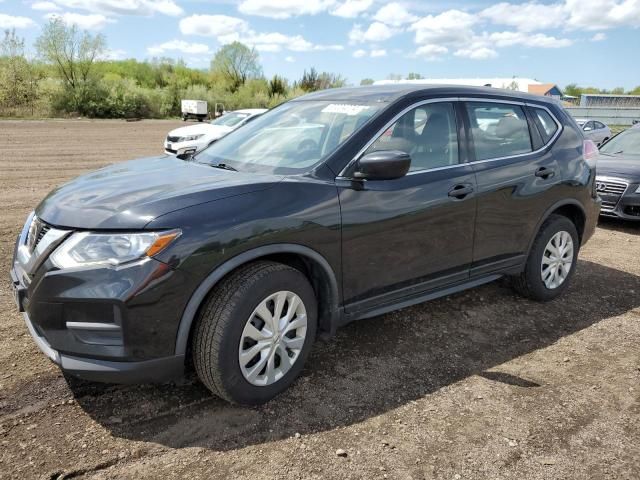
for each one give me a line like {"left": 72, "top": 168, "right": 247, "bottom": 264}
{"left": 233, "top": 108, "right": 268, "bottom": 114}
{"left": 291, "top": 84, "right": 559, "bottom": 105}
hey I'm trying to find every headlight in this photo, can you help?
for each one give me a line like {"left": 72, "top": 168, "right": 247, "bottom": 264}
{"left": 181, "top": 134, "right": 204, "bottom": 142}
{"left": 51, "top": 230, "right": 180, "bottom": 269}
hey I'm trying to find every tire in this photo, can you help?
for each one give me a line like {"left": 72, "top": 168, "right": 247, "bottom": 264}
{"left": 511, "top": 214, "right": 579, "bottom": 302}
{"left": 192, "top": 261, "right": 317, "bottom": 405}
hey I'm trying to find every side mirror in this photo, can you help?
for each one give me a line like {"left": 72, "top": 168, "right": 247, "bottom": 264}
{"left": 583, "top": 126, "right": 592, "bottom": 132}
{"left": 354, "top": 150, "right": 411, "bottom": 180}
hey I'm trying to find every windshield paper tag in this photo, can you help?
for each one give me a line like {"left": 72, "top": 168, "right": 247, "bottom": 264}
{"left": 322, "top": 104, "right": 371, "bottom": 116}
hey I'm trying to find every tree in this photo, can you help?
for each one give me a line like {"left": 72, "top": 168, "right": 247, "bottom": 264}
{"left": 360, "top": 78, "right": 374, "bottom": 86}
{"left": 0, "top": 29, "right": 42, "bottom": 116}
{"left": 35, "top": 17, "right": 105, "bottom": 111}
{"left": 563, "top": 83, "right": 581, "bottom": 97}
{"left": 611, "top": 87, "right": 625, "bottom": 95}
{"left": 407, "top": 72, "right": 423, "bottom": 80}
{"left": 211, "top": 42, "right": 262, "bottom": 92}
{"left": 269, "top": 75, "right": 287, "bottom": 97}
{"left": 297, "top": 68, "right": 346, "bottom": 92}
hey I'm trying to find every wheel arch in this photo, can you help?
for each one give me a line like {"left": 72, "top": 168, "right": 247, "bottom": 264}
{"left": 175, "top": 244, "right": 341, "bottom": 356}
{"left": 527, "top": 199, "right": 587, "bottom": 257}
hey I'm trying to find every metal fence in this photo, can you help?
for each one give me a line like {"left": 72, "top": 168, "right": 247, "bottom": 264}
{"left": 565, "top": 107, "right": 640, "bottom": 126}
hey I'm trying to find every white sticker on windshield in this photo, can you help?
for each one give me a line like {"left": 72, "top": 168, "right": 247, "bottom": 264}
{"left": 321, "top": 104, "right": 371, "bottom": 116}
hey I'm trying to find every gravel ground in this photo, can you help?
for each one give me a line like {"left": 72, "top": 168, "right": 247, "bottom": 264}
{"left": 0, "top": 119, "right": 639, "bottom": 480}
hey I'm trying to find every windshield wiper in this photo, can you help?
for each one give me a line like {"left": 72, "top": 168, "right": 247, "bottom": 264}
{"left": 209, "top": 163, "right": 238, "bottom": 172}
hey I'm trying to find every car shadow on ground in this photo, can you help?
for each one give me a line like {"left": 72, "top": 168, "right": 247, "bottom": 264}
{"left": 70, "top": 259, "right": 640, "bottom": 452}
{"left": 597, "top": 216, "right": 640, "bottom": 233}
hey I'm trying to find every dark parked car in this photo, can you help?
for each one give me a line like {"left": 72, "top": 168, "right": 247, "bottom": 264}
{"left": 11, "top": 85, "right": 600, "bottom": 404}
{"left": 596, "top": 127, "right": 640, "bottom": 220}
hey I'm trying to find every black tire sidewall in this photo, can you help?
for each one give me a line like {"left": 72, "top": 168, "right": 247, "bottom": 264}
{"left": 525, "top": 216, "right": 579, "bottom": 301}
{"left": 215, "top": 268, "right": 317, "bottom": 405}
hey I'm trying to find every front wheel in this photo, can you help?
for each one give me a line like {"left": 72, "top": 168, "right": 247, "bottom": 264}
{"left": 192, "top": 261, "right": 317, "bottom": 405}
{"left": 511, "top": 214, "right": 579, "bottom": 302}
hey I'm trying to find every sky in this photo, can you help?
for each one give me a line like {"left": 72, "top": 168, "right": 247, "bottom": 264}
{"left": 0, "top": 0, "right": 639, "bottom": 90}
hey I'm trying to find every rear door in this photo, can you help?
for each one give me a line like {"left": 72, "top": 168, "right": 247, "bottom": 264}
{"left": 338, "top": 100, "right": 477, "bottom": 313}
{"left": 463, "top": 99, "right": 564, "bottom": 276}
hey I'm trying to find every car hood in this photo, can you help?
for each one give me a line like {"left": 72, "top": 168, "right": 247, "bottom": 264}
{"left": 168, "top": 124, "right": 233, "bottom": 139}
{"left": 36, "top": 156, "right": 283, "bottom": 229}
{"left": 597, "top": 154, "right": 640, "bottom": 182}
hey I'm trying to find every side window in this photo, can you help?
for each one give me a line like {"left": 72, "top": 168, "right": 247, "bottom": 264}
{"left": 532, "top": 107, "right": 559, "bottom": 143}
{"left": 365, "top": 102, "right": 459, "bottom": 171}
{"left": 466, "top": 102, "right": 532, "bottom": 160}
{"left": 594, "top": 121, "right": 605, "bottom": 130}
{"left": 584, "top": 121, "right": 595, "bottom": 131}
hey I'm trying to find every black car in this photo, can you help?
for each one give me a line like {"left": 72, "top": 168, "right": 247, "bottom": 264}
{"left": 596, "top": 127, "right": 640, "bottom": 220}
{"left": 11, "top": 85, "right": 600, "bottom": 404}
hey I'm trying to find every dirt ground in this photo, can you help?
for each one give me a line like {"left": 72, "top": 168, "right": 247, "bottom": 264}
{"left": 0, "top": 119, "right": 639, "bottom": 480}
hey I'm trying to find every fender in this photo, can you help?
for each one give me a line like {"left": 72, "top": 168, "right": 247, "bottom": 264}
{"left": 174, "top": 243, "right": 341, "bottom": 355}
{"left": 526, "top": 198, "right": 586, "bottom": 257}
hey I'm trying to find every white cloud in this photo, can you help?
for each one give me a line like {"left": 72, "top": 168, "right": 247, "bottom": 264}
{"left": 454, "top": 46, "right": 498, "bottom": 60}
{"left": 370, "top": 48, "right": 386, "bottom": 57}
{"left": 349, "top": 21, "right": 398, "bottom": 43}
{"left": 352, "top": 48, "right": 367, "bottom": 57}
{"left": 480, "top": 2, "right": 565, "bottom": 32}
{"left": 564, "top": 0, "right": 640, "bottom": 30}
{"left": 238, "top": 0, "right": 336, "bottom": 19}
{"left": 47, "top": 0, "right": 182, "bottom": 16}
{"left": 147, "top": 40, "right": 211, "bottom": 56}
{"left": 330, "top": 0, "right": 373, "bottom": 18}
{"left": 415, "top": 44, "right": 448, "bottom": 59}
{"left": 409, "top": 10, "right": 478, "bottom": 47}
{"left": 179, "top": 15, "right": 250, "bottom": 39}
{"left": 486, "top": 31, "right": 573, "bottom": 48}
{"left": 285, "top": 56, "right": 295, "bottom": 62}
{"left": 591, "top": 32, "right": 607, "bottom": 41}
{"left": 181, "top": 16, "right": 342, "bottom": 53}
{"left": 373, "top": 2, "right": 417, "bottom": 27}
{"left": 0, "top": 13, "right": 37, "bottom": 29}
{"left": 32, "top": 1, "right": 61, "bottom": 11}
{"left": 45, "top": 12, "right": 113, "bottom": 30}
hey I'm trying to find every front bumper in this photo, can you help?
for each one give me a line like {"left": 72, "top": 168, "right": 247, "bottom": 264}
{"left": 10, "top": 217, "right": 196, "bottom": 383}
{"left": 21, "top": 309, "right": 184, "bottom": 383}
{"left": 164, "top": 139, "right": 207, "bottom": 156}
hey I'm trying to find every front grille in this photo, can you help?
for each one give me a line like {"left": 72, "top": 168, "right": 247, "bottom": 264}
{"left": 167, "top": 136, "right": 181, "bottom": 143}
{"left": 600, "top": 200, "right": 618, "bottom": 213}
{"left": 596, "top": 179, "right": 627, "bottom": 195}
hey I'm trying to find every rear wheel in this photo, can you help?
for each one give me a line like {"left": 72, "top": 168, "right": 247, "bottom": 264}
{"left": 192, "top": 261, "right": 317, "bottom": 405}
{"left": 511, "top": 214, "right": 579, "bottom": 301}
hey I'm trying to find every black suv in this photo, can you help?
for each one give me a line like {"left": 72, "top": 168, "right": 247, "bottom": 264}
{"left": 11, "top": 86, "right": 600, "bottom": 404}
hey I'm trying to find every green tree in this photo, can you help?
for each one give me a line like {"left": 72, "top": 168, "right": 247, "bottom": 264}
{"left": 360, "top": 78, "right": 374, "bottom": 86}
{"left": 297, "top": 68, "right": 346, "bottom": 92}
{"left": 35, "top": 17, "right": 106, "bottom": 111}
{"left": 407, "top": 72, "right": 423, "bottom": 80}
{"left": 563, "top": 83, "right": 581, "bottom": 97}
{"left": 611, "top": 87, "right": 625, "bottom": 95}
{"left": 269, "top": 75, "right": 287, "bottom": 97}
{"left": 211, "top": 42, "right": 262, "bottom": 92}
{"left": 0, "top": 29, "right": 33, "bottom": 114}
{"left": 630, "top": 86, "right": 640, "bottom": 95}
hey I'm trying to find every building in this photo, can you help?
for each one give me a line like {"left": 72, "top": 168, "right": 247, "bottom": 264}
{"left": 579, "top": 94, "right": 640, "bottom": 108}
{"left": 526, "top": 83, "right": 563, "bottom": 99}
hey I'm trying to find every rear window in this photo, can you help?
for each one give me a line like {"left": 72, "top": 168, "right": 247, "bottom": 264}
{"left": 466, "top": 102, "right": 532, "bottom": 160}
{"left": 532, "top": 107, "right": 559, "bottom": 143}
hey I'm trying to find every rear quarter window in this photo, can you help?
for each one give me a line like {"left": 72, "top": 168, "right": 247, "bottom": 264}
{"left": 532, "top": 107, "right": 559, "bottom": 143}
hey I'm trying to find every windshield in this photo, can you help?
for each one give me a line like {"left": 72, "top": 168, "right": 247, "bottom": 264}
{"left": 211, "top": 112, "right": 252, "bottom": 127}
{"left": 195, "top": 101, "right": 383, "bottom": 173}
{"left": 600, "top": 128, "right": 640, "bottom": 156}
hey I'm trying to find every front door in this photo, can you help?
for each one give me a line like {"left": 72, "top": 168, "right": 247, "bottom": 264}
{"left": 338, "top": 100, "right": 477, "bottom": 313}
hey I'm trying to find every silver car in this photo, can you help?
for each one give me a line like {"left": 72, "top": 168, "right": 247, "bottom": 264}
{"left": 575, "top": 118, "right": 611, "bottom": 146}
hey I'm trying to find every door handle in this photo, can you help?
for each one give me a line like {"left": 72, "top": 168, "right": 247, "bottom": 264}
{"left": 535, "top": 167, "right": 555, "bottom": 179}
{"left": 448, "top": 184, "right": 474, "bottom": 199}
